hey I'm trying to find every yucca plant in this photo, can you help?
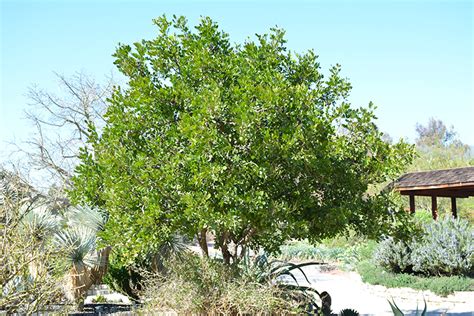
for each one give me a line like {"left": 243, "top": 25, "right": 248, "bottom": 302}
{"left": 53, "top": 206, "right": 110, "bottom": 310}
{"left": 148, "top": 234, "right": 189, "bottom": 273}
{"left": 0, "top": 171, "right": 63, "bottom": 313}
{"left": 21, "top": 204, "right": 60, "bottom": 241}
{"left": 1, "top": 170, "right": 111, "bottom": 311}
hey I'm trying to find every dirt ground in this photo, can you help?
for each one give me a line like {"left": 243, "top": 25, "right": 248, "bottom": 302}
{"left": 290, "top": 265, "right": 474, "bottom": 316}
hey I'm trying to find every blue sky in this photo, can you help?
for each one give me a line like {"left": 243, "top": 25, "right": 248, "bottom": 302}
{"left": 1, "top": 0, "right": 473, "bottom": 157}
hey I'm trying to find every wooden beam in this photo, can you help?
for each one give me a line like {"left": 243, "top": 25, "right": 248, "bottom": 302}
{"left": 431, "top": 196, "right": 438, "bottom": 220}
{"left": 399, "top": 189, "right": 471, "bottom": 198}
{"left": 409, "top": 194, "right": 415, "bottom": 214}
{"left": 395, "top": 182, "right": 474, "bottom": 192}
{"left": 451, "top": 197, "right": 457, "bottom": 219}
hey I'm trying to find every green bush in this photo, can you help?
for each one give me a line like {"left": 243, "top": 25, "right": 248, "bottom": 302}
{"left": 357, "top": 260, "right": 473, "bottom": 296}
{"left": 102, "top": 256, "right": 143, "bottom": 299}
{"left": 374, "top": 216, "right": 473, "bottom": 277}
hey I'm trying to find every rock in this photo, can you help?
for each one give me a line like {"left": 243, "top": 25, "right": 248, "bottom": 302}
{"left": 84, "top": 292, "right": 131, "bottom": 305}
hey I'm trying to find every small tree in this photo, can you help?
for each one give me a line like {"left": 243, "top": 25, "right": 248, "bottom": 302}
{"left": 72, "top": 16, "right": 415, "bottom": 264}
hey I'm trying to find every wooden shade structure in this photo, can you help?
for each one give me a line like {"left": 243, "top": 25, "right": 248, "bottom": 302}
{"left": 392, "top": 167, "right": 474, "bottom": 220}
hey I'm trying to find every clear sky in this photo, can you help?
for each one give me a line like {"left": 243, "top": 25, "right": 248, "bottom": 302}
{"left": 1, "top": 0, "right": 473, "bottom": 159}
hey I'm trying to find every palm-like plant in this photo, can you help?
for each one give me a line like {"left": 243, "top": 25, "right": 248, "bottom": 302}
{"left": 53, "top": 206, "right": 110, "bottom": 309}
{"left": 1, "top": 170, "right": 111, "bottom": 310}
{"left": 21, "top": 204, "right": 60, "bottom": 241}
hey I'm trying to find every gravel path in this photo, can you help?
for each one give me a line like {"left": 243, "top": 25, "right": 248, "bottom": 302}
{"left": 286, "top": 265, "right": 474, "bottom": 316}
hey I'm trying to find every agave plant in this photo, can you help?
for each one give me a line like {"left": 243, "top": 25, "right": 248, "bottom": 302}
{"left": 388, "top": 299, "right": 427, "bottom": 316}
{"left": 239, "top": 253, "right": 333, "bottom": 314}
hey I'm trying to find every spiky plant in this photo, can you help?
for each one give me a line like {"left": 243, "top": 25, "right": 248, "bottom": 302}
{"left": 21, "top": 204, "right": 60, "bottom": 242}
{"left": 63, "top": 205, "right": 106, "bottom": 231}
{"left": 239, "top": 253, "right": 332, "bottom": 314}
{"left": 388, "top": 298, "right": 427, "bottom": 316}
{"left": 53, "top": 206, "right": 110, "bottom": 309}
{"left": 149, "top": 234, "right": 189, "bottom": 273}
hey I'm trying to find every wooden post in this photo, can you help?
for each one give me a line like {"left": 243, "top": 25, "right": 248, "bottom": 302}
{"left": 409, "top": 194, "right": 415, "bottom": 214}
{"left": 451, "top": 197, "right": 457, "bottom": 219}
{"left": 431, "top": 196, "right": 438, "bottom": 220}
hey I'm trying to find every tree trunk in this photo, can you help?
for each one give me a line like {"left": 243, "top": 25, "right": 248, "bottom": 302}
{"left": 221, "top": 242, "right": 232, "bottom": 265}
{"left": 197, "top": 228, "right": 209, "bottom": 257}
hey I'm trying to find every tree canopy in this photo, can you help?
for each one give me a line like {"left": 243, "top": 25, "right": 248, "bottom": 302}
{"left": 72, "top": 16, "right": 415, "bottom": 264}
{"left": 415, "top": 117, "right": 461, "bottom": 148}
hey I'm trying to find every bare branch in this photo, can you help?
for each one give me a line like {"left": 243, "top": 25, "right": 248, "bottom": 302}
{"left": 13, "top": 71, "right": 112, "bottom": 190}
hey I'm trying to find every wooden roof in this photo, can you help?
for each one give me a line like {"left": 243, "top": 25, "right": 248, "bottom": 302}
{"left": 393, "top": 166, "right": 474, "bottom": 198}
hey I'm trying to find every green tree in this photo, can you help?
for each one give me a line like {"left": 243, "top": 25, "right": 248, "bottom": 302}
{"left": 71, "top": 16, "right": 415, "bottom": 265}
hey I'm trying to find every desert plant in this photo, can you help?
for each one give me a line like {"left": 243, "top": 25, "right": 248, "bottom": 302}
{"left": 0, "top": 170, "right": 63, "bottom": 313}
{"left": 140, "top": 253, "right": 335, "bottom": 314}
{"left": 103, "top": 233, "right": 188, "bottom": 299}
{"left": 388, "top": 298, "right": 426, "bottom": 316}
{"left": 141, "top": 254, "right": 296, "bottom": 314}
{"left": 53, "top": 206, "right": 110, "bottom": 309}
{"left": 239, "top": 253, "right": 336, "bottom": 314}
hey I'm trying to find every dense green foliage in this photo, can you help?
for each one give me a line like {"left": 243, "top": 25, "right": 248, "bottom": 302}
{"left": 71, "top": 15, "right": 415, "bottom": 264}
{"left": 374, "top": 217, "right": 473, "bottom": 277}
{"left": 357, "top": 260, "right": 473, "bottom": 296}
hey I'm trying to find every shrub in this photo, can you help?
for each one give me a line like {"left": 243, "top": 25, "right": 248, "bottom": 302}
{"left": 374, "top": 237, "right": 413, "bottom": 273}
{"left": 141, "top": 255, "right": 300, "bottom": 314}
{"left": 103, "top": 234, "right": 189, "bottom": 299}
{"left": 374, "top": 217, "right": 473, "bottom": 277}
{"left": 140, "top": 253, "right": 340, "bottom": 314}
{"left": 411, "top": 216, "right": 473, "bottom": 276}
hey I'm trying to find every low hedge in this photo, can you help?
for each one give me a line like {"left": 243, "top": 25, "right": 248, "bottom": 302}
{"left": 357, "top": 260, "right": 474, "bottom": 296}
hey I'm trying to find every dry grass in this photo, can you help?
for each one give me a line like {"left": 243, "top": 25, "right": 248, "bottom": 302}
{"left": 139, "top": 256, "right": 302, "bottom": 315}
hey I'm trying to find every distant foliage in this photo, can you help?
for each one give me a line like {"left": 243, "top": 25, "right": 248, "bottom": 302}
{"left": 415, "top": 118, "right": 460, "bottom": 148}
{"left": 278, "top": 238, "right": 377, "bottom": 270}
{"left": 409, "top": 118, "right": 473, "bottom": 222}
{"left": 374, "top": 217, "right": 473, "bottom": 277}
